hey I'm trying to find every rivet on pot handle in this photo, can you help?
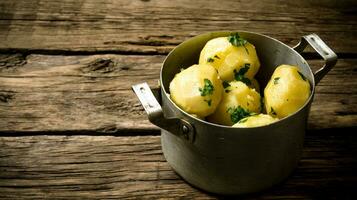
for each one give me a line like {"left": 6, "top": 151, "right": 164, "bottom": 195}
{"left": 293, "top": 33, "right": 337, "bottom": 85}
{"left": 132, "top": 82, "right": 195, "bottom": 143}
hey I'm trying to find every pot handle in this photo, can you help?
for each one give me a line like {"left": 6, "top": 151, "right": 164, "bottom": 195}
{"left": 293, "top": 33, "right": 337, "bottom": 85}
{"left": 132, "top": 82, "right": 195, "bottom": 143}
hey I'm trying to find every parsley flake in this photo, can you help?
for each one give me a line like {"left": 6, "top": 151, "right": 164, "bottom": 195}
{"left": 228, "top": 33, "right": 249, "bottom": 54}
{"left": 207, "top": 57, "right": 214, "bottom": 63}
{"left": 222, "top": 81, "right": 230, "bottom": 88}
{"left": 204, "top": 99, "right": 212, "bottom": 106}
{"left": 214, "top": 55, "right": 220, "bottom": 59}
{"left": 227, "top": 106, "right": 251, "bottom": 124}
{"left": 270, "top": 107, "right": 277, "bottom": 115}
{"left": 234, "top": 63, "right": 251, "bottom": 85}
{"left": 274, "top": 77, "right": 280, "bottom": 85}
{"left": 298, "top": 71, "right": 307, "bottom": 81}
{"left": 199, "top": 79, "right": 214, "bottom": 96}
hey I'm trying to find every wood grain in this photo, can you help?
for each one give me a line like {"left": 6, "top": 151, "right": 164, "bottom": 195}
{"left": 0, "top": 0, "right": 356, "bottom": 199}
{"left": 0, "top": 54, "right": 356, "bottom": 133}
{"left": 0, "top": 0, "right": 356, "bottom": 54}
{"left": 0, "top": 132, "right": 356, "bottom": 199}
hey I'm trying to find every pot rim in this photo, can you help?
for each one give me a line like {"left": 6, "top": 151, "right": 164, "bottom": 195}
{"left": 160, "top": 30, "right": 316, "bottom": 129}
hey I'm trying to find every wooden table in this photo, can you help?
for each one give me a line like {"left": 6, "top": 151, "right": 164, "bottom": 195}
{"left": 0, "top": 0, "right": 356, "bottom": 199}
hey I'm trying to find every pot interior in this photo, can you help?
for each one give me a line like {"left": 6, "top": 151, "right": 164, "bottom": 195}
{"left": 161, "top": 31, "right": 314, "bottom": 95}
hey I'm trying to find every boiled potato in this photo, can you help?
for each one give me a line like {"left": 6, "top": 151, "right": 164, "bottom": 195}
{"left": 264, "top": 65, "right": 311, "bottom": 119}
{"left": 208, "top": 81, "right": 261, "bottom": 126}
{"left": 169, "top": 64, "right": 223, "bottom": 118}
{"left": 199, "top": 34, "right": 260, "bottom": 82}
{"left": 223, "top": 77, "right": 260, "bottom": 93}
{"left": 233, "top": 114, "right": 279, "bottom": 128}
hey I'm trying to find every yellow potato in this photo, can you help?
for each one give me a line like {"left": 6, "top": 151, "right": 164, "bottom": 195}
{"left": 169, "top": 64, "right": 223, "bottom": 118}
{"left": 208, "top": 81, "right": 261, "bottom": 126}
{"left": 223, "top": 77, "right": 260, "bottom": 93}
{"left": 199, "top": 35, "right": 260, "bottom": 82}
{"left": 264, "top": 65, "right": 311, "bottom": 119}
{"left": 233, "top": 114, "right": 279, "bottom": 128}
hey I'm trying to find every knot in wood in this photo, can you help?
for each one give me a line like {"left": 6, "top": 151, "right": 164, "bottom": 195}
{"left": 85, "top": 58, "right": 115, "bottom": 73}
{"left": 0, "top": 92, "right": 14, "bottom": 103}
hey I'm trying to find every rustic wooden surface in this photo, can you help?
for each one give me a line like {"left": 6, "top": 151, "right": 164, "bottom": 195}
{"left": 0, "top": 0, "right": 356, "bottom": 199}
{"left": 0, "top": 133, "right": 356, "bottom": 199}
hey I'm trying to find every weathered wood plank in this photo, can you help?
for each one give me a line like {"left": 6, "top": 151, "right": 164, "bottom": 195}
{"left": 0, "top": 54, "right": 356, "bottom": 133}
{"left": 0, "top": 132, "right": 356, "bottom": 199}
{"left": 0, "top": 0, "right": 356, "bottom": 54}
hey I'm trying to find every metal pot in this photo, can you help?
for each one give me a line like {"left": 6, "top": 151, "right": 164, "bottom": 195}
{"left": 132, "top": 31, "right": 337, "bottom": 195}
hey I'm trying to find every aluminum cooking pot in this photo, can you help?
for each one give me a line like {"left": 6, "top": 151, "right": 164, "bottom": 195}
{"left": 132, "top": 31, "right": 337, "bottom": 195}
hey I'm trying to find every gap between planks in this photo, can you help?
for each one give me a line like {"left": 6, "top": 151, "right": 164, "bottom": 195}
{"left": 0, "top": 54, "right": 356, "bottom": 135}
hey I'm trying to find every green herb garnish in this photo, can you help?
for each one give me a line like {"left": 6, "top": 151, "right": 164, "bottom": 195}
{"left": 298, "top": 71, "right": 307, "bottom": 81}
{"left": 207, "top": 57, "right": 214, "bottom": 63}
{"left": 227, "top": 106, "right": 251, "bottom": 124}
{"left": 222, "top": 81, "right": 230, "bottom": 88}
{"left": 199, "top": 79, "right": 214, "bottom": 96}
{"left": 204, "top": 99, "right": 212, "bottom": 106}
{"left": 234, "top": 63, "right": 251, "bottom": 85}
{"left": 274, "top": 77, "right": 280, "bottom": 85}
{"left": 228, "top": 33, "right": 249, "bottom": 54}
{"left": 270, "top": 107, "right": 277, "bottom": 115}
{"left": 214, "top": 55, "right": 220, "bottom": 59}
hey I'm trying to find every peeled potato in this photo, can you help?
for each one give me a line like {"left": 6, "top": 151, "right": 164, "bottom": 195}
{"left": 264, "top": 65, "right": 311, "bottom": 119}
{"left": 169, "top": 64, "right": 223, "bottom": 118}
{"left": 233, "top": 114, "right": 279, "bottom": 128}
{"left": 199, "top": 35, "right": 260, "bottom": 82}
{"left": 207, "top": 81, "right": 261, "bottom": 126}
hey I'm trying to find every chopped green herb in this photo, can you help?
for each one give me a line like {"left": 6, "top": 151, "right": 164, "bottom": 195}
{"left": 204, "top": 99, "right": 212, "bottom": 106}
{"left": 274, "top": 77, "right": 280, "bottom": 85}
{"left": 239, "top": 77, "right": 251, "bottom": 85}
{"left": 238, "top": 118, "right": 248, "bottom": 123}
{"left": 214, "top": 55, "right": 220, "bottom": 59}
{"left": 270, "top": 107, "right": 277, "bottom": 115}
{"left": 227, "top": 33, "right": 249, "bottom": 54}
{"left": 234, "top": 63, "right": 251, "bottom": 85}
{"left": 298, "top": 71, "right": 307, "bottom": 81}
{"left": 207, "top": 57, "right": 214, "bottom": 63}
{"left": 222, "top": 81, "right": 230, "bottom": 88}
{"left": 227, "top": 106, "right": 251, "bottom": 124}
{"left": 199, "top": 79, "right": 214, "bottom": 96}
{"left": 225, "top": 90, "right": 231, "bottom": 93}
{"left": 238, "top": 63, "right": 250, "bottom": 75}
